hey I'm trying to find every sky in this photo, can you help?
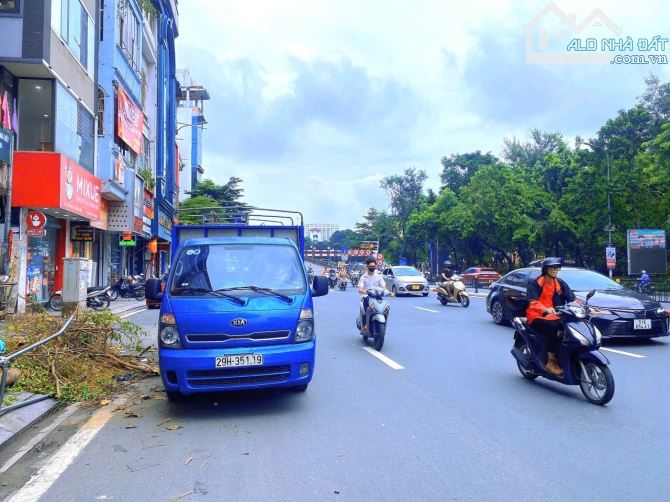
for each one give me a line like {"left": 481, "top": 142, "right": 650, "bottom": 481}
{"left": 175, "top": 0, "right": 670, "bottom": 229}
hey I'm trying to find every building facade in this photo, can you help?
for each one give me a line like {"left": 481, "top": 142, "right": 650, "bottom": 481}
{"left": 0, "top": 0, "right": 179, "bottom": 312}
{"left": 305, "top": 223, "right": 340, "bottom": 242}
{"left": 175, "top": 68, "right": 209, "bottom": 202}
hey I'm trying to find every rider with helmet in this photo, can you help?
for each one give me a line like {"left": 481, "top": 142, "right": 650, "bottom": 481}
{"left": 638, "top": 269, "right": 651, "bottom": 292}
{"left": 440, "top": 260, "right": 456, "bottom": 297}
{"left": 526, "top": 257, "right": 576, "bottom": 377}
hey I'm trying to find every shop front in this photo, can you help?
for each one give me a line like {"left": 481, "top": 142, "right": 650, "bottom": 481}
{"left": 12, "top": 152, "right": 102, "bottom": 307}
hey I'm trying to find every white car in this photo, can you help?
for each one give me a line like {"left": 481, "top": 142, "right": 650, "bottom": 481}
{"left": 382, "top": 266, "right": 430, "bottom": 296}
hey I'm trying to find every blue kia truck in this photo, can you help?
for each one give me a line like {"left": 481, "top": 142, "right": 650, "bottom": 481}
{"left": 145, "top": 207, "right": 329, "bottom": 400}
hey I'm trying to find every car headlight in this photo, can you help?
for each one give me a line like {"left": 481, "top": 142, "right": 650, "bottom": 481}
{"left": 593, "top": 326, "right": 603, "bottom": 346}
{"left": 159, "top": 325, "right": 183, "bottom": 349}
{"left": 656, "top": 307, "right": 665, "bottom": 315}
{"left": 568, "top": 326, "right": 590, "bottom": 346}
{"left": 294, "top": 320, "right": 314, "bottom": 343}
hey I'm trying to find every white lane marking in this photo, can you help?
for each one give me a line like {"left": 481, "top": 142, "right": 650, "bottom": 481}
{"left": 6, "top": 396, "right": 127, "bottom": 502}
{"left": 600, "top": 347, "right": 646, "bottom": 359}
{"left": 0, "top": 405, "right": 79, "bottom": 474}
{"left": 415, "top": 307, "right": 438, "bottom": 313}
{"left": 119, "top": 308, "right": 147, "bottom": 319}
{"left": 362, "top": 347, "right": 405, "bottom": 370}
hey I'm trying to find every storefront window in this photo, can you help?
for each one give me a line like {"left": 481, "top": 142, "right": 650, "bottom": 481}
{"left": 26, "top": 217, "right": 60, "bottom": 304}
{"left": 0, "top": 1, "right": 20, "bottom": 14}
{"left": 18, "top": 79, "right": 53, "bottom": 151}
{"left": 55, "top": 83, "right": 94, "bottom": 171}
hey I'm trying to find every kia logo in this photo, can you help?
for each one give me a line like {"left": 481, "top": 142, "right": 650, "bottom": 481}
{"left": 231, "top": 318, "right": 247, "bottom": 327}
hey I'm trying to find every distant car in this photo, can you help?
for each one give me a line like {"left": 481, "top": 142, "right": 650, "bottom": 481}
{"left": 382, "top": 266, "right": 429, "bottom": 296}
{"left": 461, "top": 267, "right": 501, "bottom": 286}
{"left": 486, "top": 266, "right": 669, "bottom": 339}
{"left": 146, "top": 273, "right": 167, "bottom": 309}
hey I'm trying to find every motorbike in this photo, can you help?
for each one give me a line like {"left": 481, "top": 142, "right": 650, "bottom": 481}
{"left": 328, "top": 273, "right": 337, "bottom": 289}
{"left": 107, "top": 276, "right": 146, "bottom": 301}
{"left": 355, "top": 287, "right": 390, "bottom": 351}
{"left": 350, "top": 272, "right": 361, "bottom": 286}
{"left": 435, "top": 274, "right": 470, "bottom": 307}
{"left": 636, "top": 280, "right": 654, "bottom": 295}
{"left": 338, "top": 276, "right": 348, "bottom": 291}
{"left": 510, "top": 290, "right": 615, "bottom": 405}
{"left": 49, "top": 286, "right": 112, "bottom": 311}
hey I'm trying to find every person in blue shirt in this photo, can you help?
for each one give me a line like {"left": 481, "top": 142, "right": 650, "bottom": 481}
{"left": 637, "top": 270, "right": 651, "bottom": 292}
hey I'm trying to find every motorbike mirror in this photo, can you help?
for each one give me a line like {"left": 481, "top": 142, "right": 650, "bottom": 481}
{"left": 586, "top": 289, "right": 596, "bottom": 303}
{"left": 312, "top": 276, "right": 329, "bottom": 297}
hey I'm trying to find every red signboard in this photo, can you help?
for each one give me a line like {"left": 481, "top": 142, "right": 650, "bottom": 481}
{"left": 117, "top": 86, "right": 143, "bottom": 155}
{"left": 25, "top": 210, "right": 47, "bottom": 237}
{"left": 12, "top": 152, "right": 102, "bottom": 221}
{"left": 143, "top": 189, "right": 154, "bottom": 219}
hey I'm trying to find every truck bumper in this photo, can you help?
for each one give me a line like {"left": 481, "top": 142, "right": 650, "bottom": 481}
{"left": 159, "top": 342, "right": 315, "bottom": 395}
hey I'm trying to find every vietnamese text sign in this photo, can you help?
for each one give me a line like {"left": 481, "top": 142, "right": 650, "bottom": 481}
{"left": 117, "top": 86, "right": 143, "bottom": 154}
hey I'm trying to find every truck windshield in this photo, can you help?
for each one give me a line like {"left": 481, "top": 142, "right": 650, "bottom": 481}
{"left": 170, "top": 244, "right": 307, "bottom": 296}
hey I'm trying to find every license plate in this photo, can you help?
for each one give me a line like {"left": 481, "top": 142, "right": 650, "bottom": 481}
{"left": 215, "top": 354, "right": 263, "bottom": 367}
{"left": 634, "top": 319, "right": 651, "bottom": 330}
{"left": 410, "top": 285, "right": 420, "bottom": 290}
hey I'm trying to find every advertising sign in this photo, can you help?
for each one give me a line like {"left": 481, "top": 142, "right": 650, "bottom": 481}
{"left": 606, "top": 246, "right": 616, "bottom": 270}
{"left": 116, "top": 86, "right": 143, "bottom": 154}
{"left": 70, "top": 224, "right": 94, "bottom": 241}
{"left": 627, "top": 229, "right": 667, "bottom": 275}
{"left": 25, "top": 210, "right": 47, "bottom": 237}
{"left": 60, "top": 156, "right": 101, "bottom": 221}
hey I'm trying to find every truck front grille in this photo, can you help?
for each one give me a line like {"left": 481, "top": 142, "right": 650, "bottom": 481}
{"left": 187, "top": 365, "right": 291, "bottom": 387}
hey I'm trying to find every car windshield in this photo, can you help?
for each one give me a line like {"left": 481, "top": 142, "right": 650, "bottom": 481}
{"left": 393, "top": 267, "right": 422, "bottom": 276}
{"left": 170, "top": 244, "right": 306, "bottom": 296}
{"left": 557, "top": 269, "right": 624, "bottom": 292}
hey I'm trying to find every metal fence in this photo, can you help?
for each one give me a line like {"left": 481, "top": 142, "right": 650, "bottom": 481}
{"left": 0, "top": 314, "right": 76, "bottom": 416}
{"left": 620, "top": 280, "right": 670, "bottom": 303}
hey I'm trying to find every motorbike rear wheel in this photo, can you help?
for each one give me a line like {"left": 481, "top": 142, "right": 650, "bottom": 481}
{"left": 515, "top": 341, "right": 538, "bottom": 380}
{"left": 48, "top": 293, "right": 63, "bottom": 311}
{"left": 371, "top": 321, "right": 386, "bottom": 351}
{"left": 91, "top": 295, "right": 110, "bottom": 310}
{"left": 134, "top": 287, "right": 146, "bottom": 300}
{"left": 579, "top": 362, "right": 614, "bottom": 405}
{"left": 438, "top": 295, "right": 448, "bottom": 306}
{"left": 107, "top": 289, "right": 119, "bottom": 301}
{"left": 458, "top": 293, "right": 470, "bottom": 308}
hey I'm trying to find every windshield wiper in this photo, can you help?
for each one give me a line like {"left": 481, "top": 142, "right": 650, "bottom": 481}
{"left": 218, "top": 286, "right": 294, "bottom": 304}
{"left": 173, "top": 287, "right": 245, "bottom": 305}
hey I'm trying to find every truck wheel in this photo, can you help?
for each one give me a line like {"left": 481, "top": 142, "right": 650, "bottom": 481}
{"left": 166, "top": 390, "right": 183, "bottom": 402}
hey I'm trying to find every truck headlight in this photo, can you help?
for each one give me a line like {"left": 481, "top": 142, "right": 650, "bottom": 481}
{"left": 159, "top": 325, "right": 183, "bottom": 349}
{"left": 294, "top": 320, "right": 314, "bottom": 343}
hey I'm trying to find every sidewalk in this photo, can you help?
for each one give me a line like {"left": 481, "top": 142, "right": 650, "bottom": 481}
{"left": 0, "top": 298, "right": 148, "bottom": 449}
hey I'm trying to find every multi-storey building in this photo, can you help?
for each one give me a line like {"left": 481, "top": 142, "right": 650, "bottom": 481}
{"left": 305, "top": 223, "right": 341, "bottom": 242}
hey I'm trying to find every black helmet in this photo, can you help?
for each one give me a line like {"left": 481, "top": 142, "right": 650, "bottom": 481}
{"left": 541, "top": 257, "right": 562, "bottom": 275}
{"left": 365, "top": 257, "right": 377, "bottom": 266}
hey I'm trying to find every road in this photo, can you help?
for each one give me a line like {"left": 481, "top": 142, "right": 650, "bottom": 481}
{"left": 2, "top": 287, "right": 670, "bottom": 501}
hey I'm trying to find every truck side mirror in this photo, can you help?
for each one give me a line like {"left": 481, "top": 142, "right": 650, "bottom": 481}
{"left": 312, "top": 276, "right": 329, "bottom": 297}
{"left": 146, "top": 278, "right": 164, "bottom": 301}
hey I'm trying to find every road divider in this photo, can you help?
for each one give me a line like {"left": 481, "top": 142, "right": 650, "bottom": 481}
{"left": 362, "top": 347, "right": 405, "bottom": 369}
{"left": 600, "top": 347, "right": 646, "bottom": 359}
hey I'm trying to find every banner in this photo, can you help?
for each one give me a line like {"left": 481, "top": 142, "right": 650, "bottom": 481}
{"left": 116, "top": 86, "right": 143, "bottom": 154}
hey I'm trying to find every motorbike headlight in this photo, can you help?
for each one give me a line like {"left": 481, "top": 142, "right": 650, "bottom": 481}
{"left": 568, "top": 326, "right": 590, "bottom": 346}
{"left": 569, "top": 305, "right": 586, "bottom": 319}
{"left": 294, "top": 320, "right": 314, "bottom": 343}
{"left": 593, "top": 326, "right": 603, "bottom": 346}
{"left": 159, "top": 325, "right": 183, "bottom": 349}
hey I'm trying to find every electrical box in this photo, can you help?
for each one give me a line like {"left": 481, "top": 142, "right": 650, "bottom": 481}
{"left": 62, "top": 258, "right": 90, "bottom": 303}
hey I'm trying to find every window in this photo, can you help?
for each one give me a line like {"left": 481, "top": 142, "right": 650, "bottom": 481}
{"left": 0, "top": 0, "right": 20, "bottom": 14}
{"left": 55, "top": 83, "right": 94, "bottom": 171}
{"left": 140, "top": 69, "right": 147, "bottom": 109}
{"left": 506, "top": 271, "right": 528, "bottom": 287}
{"left": 97, "top": 86, "right": 104, "bottom": 135}
{"left": 51, "top": 0, "right": 95, "bottom": 75}
{"left": 18, "top": 80, "right": 53, "bottom": 152}
{"left": 118, "top": 0, "right": 140, "bottom": 72}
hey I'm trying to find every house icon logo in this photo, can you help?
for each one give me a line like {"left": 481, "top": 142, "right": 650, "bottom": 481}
{"left": 524, "top": 2, "right": 623, "bottom": 64}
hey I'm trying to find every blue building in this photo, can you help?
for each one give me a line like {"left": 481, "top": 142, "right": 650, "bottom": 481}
{"left": 97, "top": 0, "right": 178, "bottom": 280}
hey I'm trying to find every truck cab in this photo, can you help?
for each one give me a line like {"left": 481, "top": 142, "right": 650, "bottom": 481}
{"left": 145, "top": 208, "right": 328, "bottom": 400}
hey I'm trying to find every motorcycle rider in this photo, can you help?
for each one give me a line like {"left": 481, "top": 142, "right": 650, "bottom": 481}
{"left": 357, "top": 256, "right": 393, "bottom": 332}
{"left": 637, "top": 269, "right": 651, "bottom": 292}
{"left": 526, "top": 257, "right": 576, "bottom": 377}
{"left": 440, "top": 261, "right": 456, "bottom": 297}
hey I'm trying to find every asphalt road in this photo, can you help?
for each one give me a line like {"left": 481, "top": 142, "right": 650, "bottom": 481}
{"left": 3, "top": 286, "right": 670, "bottom": 501}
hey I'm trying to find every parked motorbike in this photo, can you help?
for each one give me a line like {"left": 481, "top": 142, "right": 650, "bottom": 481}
{"left": 510, "top": 290, "right": 615, "bottom": 405}
{"left": 355, "top": 287, "right": 390, "bottom": 351}
{"left": 49, "top": 286, "right": 112, "bottom": 311}
{"left": 107, "top": 276, "right": 146, "bottom": 301}
{"left": 435, "top": 275, "right": 470, "bottom": 307}
{"left": 339, "top": 277, "right": 347, "bottom": 291}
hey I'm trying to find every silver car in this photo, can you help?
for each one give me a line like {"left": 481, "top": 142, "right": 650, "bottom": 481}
{"left": 382, "top": 266, "right": 430, "bottom": 296}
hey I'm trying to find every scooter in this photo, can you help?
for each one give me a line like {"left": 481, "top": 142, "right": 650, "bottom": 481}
{"left": 328, "top": 273, "right": 337, "bottom": 289}
{"left": 355, "top": 287, "right": 390, "bottom": 351}
{"left": 49, "top": 286, "right": 112, "bottom": 311}
{"left": 435, "top": 275, "right": 470, "bottom": 307}
{"left": 510, "top": 290, "right": 615, "bottom": 405}
{"left": 107, "top": 276, "right": 146, "bottom": 301}
{"left": 338, "top": 277, "right": 347, "bottom": 291}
